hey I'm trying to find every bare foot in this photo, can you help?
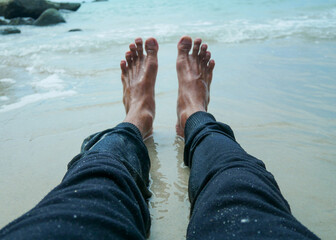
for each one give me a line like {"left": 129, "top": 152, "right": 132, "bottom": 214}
{"left": 176, "top": 36, "right": 215, "bottom": 137}
{"left": 121, "top": 37, "right": 159, "bottom": 139}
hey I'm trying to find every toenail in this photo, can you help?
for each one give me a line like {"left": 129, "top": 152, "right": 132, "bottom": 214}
{"left": 147, "top": 39, "right": 156, "bottom": 46}
{"left": 181, "top": 38, "right": 191, "bottom": 44}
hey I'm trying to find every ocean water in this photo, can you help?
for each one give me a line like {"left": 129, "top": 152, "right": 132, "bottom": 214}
{"left": 1, "top": 0, "right": 336, "bottom": 239}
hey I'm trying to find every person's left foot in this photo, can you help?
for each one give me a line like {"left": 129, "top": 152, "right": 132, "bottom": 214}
{"left": 175, "top": 36, "right": 215, "bottom": 137}
{"left": 121, "top": 37, "right": 159, "bottom": 139}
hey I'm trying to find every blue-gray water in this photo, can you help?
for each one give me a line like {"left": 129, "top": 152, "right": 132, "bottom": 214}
{"left": 0, "top": 0, "right": 335, "bottom": 239}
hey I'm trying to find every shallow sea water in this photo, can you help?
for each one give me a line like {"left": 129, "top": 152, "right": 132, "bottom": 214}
{"left": 1, "top": 0, "right": 336, "bottom": 239}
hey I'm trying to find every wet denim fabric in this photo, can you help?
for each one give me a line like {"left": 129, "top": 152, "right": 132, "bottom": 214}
{"left": 184, "top": 111, "right": 319, "bottom": 240}
{"left": 0, "top": 123, "right": 151, "bottom": 240}
{"left": 0, "top": 113, "right": 319, "bottom": 240}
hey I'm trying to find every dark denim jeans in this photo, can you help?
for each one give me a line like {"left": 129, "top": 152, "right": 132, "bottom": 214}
{"left": 0, "top": 112, "right": 319, "bottom": 239}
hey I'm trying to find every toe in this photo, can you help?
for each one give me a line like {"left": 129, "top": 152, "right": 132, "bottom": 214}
{"left": 144, "top": 38, "right": 159, "bottom": 72}
{"left": 145, "top": 37, "right": 159, "bottom": 57}
{"left": 120, "top": 60, "right": 128, "bottom": 92}
{"left": 199, "top": 44, "right": 208, "bottom": 60}
{"left": 208, "top": 59, "right": 215, "bottom": 71}
{"left": 177, "top": 36, "right": 192, "bottom": 56}
{"left": 192, "top": 38, "right": 202, "bottom": 56}
{"left": 129, "top": 43, "right": 137, "bottom": 59}
{"left": 203, "top": 51, "right": 210, "bottom": 68}
{"left": 135, "top": 38, "right": 144, "bottom": 58}
{"left": 207, "top": 59, "right": 215, "bottom": 86}
{"left": 201, "top": 51, "right": 211, "bottom": 72}
{"left": 120, "top": 60, "right": 127, "bottom": 75}
{"left": 125, "top": 51, "right": 132, "bottom": 66}
{"left": 204, "top": 51, "right": 211, "bottom": 64}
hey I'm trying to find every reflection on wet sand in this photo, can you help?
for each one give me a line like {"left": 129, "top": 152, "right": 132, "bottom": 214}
{"left": 145, "top": 132, "right": 191, "bottom": 240}
{"left": 146, "top": 136, "right": 170, "bottom": 218}
{"left": 173, "top": 136, "right": 189, "bottom": 204}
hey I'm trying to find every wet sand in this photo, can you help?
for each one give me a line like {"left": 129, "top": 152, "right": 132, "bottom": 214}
{"left": 1, "top": 41, "right": 336, "bottom": 239}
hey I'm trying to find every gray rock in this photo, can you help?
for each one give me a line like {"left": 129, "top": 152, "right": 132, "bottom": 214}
{"left": 0, "top": 1, "right": 8, "bottom": 16}
{"left": 4, "top": 0, "right": 53, "bottom": 19}
{"left": 2, "top": 0, "right": 80, "bottom": 19}
{"left": 0, "top": 18, "right": 8, "bottom": 25}
{"left": 68, "top": 28, "right": 82, "bottom": 32}
{"left": 56, "top": 2, "right": 81, "bottom": 11}
{"left": 9, "top": 17, "right": 33, "bottom": 25}
{"left": 34, "top": 8, "right": 65, "bottom": 26}
{"left": 0, "top": 26, "right": 20, "bottom": 34}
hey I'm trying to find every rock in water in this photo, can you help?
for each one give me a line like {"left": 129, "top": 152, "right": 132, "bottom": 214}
{"left": 56, "top": 2, "right": 81, "bottom": 11}
{"left": 9, "top": 17, "right": 33, "bottom": 25}
{"left": 34, "top": 8, "right": 65, "bottom": 26}
{"left": 4, "top": 0, "right": 54, "bottom": 19}
{"left": 0, "top": 18, "right": 8, "bottom": 25}
{"left": 0, "top": 1, "right": 8, "bottom": 16}
{"left": 2, "top": 0, "right": 80, "bottom": 19}
{"left": 68, "top": 28, "right": 82, "bottom": 32}
{"left": 0, "top": 27, "right": 20, "bottom": 34}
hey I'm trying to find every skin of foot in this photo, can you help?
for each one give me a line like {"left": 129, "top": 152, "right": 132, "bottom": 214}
{"left": 120, "top": 37, "right": 159, "bottom": 139}
{"left": 176, "top": 36, "right": 215, "bottom": 137}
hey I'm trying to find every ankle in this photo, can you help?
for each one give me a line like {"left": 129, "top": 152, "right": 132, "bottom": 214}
{"left": 124, "top": 109, "right": 154, "bottom": 139}
{"left": 178, "top": 108, "right": 206, "bottom": 131}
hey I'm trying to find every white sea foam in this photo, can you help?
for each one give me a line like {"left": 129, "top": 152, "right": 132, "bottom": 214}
{"left": 0, "top": 75, "right": 76, "bottom": 112}
{"left": 0, "top": 90, "right": 76, "bottom": 113}
{"left": 0, "top": 96, "right": 9, "bottom": 101}
{"left": 0, "top": 78, "right": 16, "bottom": 84}
{"left": 32, "top": 74, "right": 65, "bottom": 90}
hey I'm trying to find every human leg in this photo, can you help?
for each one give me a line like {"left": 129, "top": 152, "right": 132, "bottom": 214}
{"left": 176, "top": 36, "right": 319, "bottom": 239}
{"left": 0, "top": 38, "right": 159, "bottom": 240}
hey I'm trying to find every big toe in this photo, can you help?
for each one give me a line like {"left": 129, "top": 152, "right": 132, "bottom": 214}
{"left": 177, "top": 36, "right": 192, "bottom": 55}
{"left": 145, "top": 38, "right": 159, "bottom": 57}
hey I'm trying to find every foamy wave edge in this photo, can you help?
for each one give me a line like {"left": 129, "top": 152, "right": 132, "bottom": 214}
{"left": 0, "top": 90, "right": 76, "bottom": 113}
{"left": 1, "top": 8, "right": 336, "bottom": 57}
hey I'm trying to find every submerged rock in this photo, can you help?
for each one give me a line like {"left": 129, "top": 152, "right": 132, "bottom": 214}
{"left": 9, "top": 17, "right": 33, "bottom": 25}
{"left": 68, "top": 28, "right": 82, "bottom": 32}
{"left": 34, "top": 8, "right": 65, "bottom": 26}
{"left": 1, "top": 0, "right": 80, "bottom": 19}
{"left": 0, "top": 26, "right": 20, "bottom": 34}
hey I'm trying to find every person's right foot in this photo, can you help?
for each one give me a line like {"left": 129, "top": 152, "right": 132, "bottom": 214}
{"left": 176, "top": 36, "right": 215, "bottom": 137}
{"left": 121, "top": 37, "right": 159, "bottom": 139}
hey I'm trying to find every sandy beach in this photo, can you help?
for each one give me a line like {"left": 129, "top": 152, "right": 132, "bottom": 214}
{"left": 1, "top": 1, "right": 336, "bottom": 239}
